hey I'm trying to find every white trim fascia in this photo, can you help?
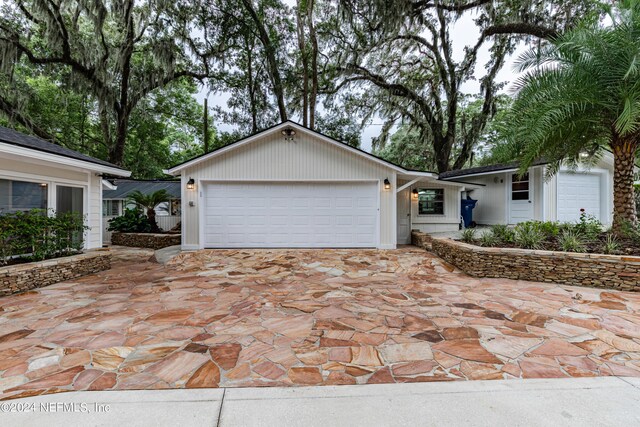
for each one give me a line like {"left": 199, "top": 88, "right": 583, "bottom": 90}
{"left": 396, "top": 178, "right": 421, "bottom": 193}
{"left": 165, "top": 121, "right": 432, "bottom": 177}
{"left": 101, "top": 179, "right": 118, "bottom": 190}
{"left": 0, "top": 142, "right": 131, "bottom": 177}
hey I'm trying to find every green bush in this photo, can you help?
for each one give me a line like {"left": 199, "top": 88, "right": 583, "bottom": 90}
{"left": 517, "top": 220, "right": 560, "bottom": 238}
{"left": 602, "top": 234, "right": 620, "bottom": 254}
{"left": 558, "top": 229, "right": 586, "bottom": 253}
{"left": 574, "top": 210, "right": 602, "bottom": 239}
{"left": 107, "top": 208, "right": 151, "bottom": 233}
{"left": 479, "top": 233, "right": 498, "bottom": 247}
{"left": 489, "top": 224, "right": 515, "bottom": 243}
{"left": 514, "top": 222, "right": 545, "bottom": 249}
{"left": 460, "top": 228, "right": 476, "bottom": 243}
{"left": 0, "top": 209, "right": 88, "bottom": 265}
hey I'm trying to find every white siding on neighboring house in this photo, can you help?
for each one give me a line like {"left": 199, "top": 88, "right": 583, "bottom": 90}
{"left": 180, "top": 130, "right": 398, "bottom": 249}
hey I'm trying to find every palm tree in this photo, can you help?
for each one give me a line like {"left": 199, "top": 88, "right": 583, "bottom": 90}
{"left": 127, "top": 190, "right": 171, "bottom": 233}
{"left": 508, "top": 1, "right": 640, "bottom": 232}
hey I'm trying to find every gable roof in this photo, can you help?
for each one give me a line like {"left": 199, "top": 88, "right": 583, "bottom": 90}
{"left": 439, "top": 159, "right": 549, "bottom": 180}
{"left": 103, "top": 179, "right": 181, "bottom": 199}
{"left": 0, "top": 125, "right": 129, "bottom": 176}
{"left": 164, "top": 120, "right": 438, "bottom": 177}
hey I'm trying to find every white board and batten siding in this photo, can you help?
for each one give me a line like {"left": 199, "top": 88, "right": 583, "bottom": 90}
{"left": 398, "top": 180, "right": 461, "bottom": 234}
{"left": 0, "top": 156, "right": 104, "bottom": 249}
{"left": 181, "top": 130, "right": 398, "bottom": 249}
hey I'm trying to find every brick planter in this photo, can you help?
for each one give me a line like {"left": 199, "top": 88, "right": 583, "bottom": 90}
{"left": 412, "top": 230, "right": 640, "bottom": 292}
{"left": 0, "top": 252, "right": 111, "bottom": 296}
{"left": 111, "top": 232, "right": 181, "bottom": 249}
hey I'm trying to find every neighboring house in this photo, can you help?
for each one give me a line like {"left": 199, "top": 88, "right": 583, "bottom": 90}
{"left": 102, "top": 179, "right": 181, "bottom": 217}
{"left": 439, "top": 154, "right": 620, "bottom": 226}
{"left": 165, "top": 121, "right": 478, "bottom": 250}
{"left": 0, "top": 125, "right": 130, "bottom": 249}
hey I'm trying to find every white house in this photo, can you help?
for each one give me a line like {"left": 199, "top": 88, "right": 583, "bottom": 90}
{"left": 439, "top": 154, "right": 618, "bottom": 226}
{"left": 0, "top": 125, "right": 130, "bottom": 249}
{"left": 165, "top": 121, "right": 477, "bottom": 250}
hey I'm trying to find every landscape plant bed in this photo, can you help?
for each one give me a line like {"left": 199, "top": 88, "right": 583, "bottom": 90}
{"left": 458, "top": 214, "right": 640, "bottom": 257}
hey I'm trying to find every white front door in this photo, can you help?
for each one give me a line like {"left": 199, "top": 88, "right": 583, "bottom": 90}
{"left": 509, "top": 172, "right": 533, "bottom": 224}
{"left": 557, "top": 172, "right": 601, "bottom": 222}
{"left": 202, "top": 181, "right": 379, "bottom": 248}
{"left": 396, "top": 189, "right": 411, "bottom": 244}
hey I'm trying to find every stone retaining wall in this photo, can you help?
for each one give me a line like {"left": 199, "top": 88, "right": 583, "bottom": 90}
{"left": 0, "top": 252, "right": 111, "bottom": 296}
{"left": 411, "top": 230, "right": 640, "bottom": 292}
{"left": 111, "top": 232, "right": 181, "bottom": 249}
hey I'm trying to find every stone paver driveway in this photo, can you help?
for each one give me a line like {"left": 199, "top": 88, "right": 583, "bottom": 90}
{"left": 1, "top": 247, "right": 640, "bottom": 400}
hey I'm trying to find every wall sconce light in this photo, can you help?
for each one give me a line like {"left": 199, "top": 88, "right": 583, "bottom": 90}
{"left": 384, "top": 178, "right": 391, "bottom": 190}
{"left": 40, "top": 183, "right": 48, "bottom": 187}
{"left": 281, "top": 128, "right": 296, "bottom": 141}
{"left": 186, "top": 178, "right": 195, "bottom": 190}
{"left": 412, "top": 188, "right": 419, "bottom": 199}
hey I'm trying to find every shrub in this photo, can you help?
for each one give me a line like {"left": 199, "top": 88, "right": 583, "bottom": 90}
{"left": 619, "top": 220, "right": 640, "bottom": 243}
{"left": 517, "top": 220, "right": 559, "bottom": 238}
{"left": 0, "top": 209, "right": 87, "bottom": 265}
{"left": 460, "top": 228, "right": 476, "bottom": 243}
{"left": 107, "top": 208, "right": 151, "bottom": 233}
{"left": 602, "top": 234, "right": 620, "bottom": 254}
{"left": 574, "top": 209, "right": 602, "bottom": 239}
{"left": 558, "top": 229, "right": 586, "bottom": 253}
{"left": 489, "top": 224, "right": 515, "bottom": 243}
{"left": 514, "top": 222, "right": 545, "bottom": 249}
{"left": 479, "top": 233, "right": 498, "bottom": 247}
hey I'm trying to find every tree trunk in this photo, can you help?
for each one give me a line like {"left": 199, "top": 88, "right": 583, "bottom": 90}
{"left": 307, "top": 0, "right": 318, "bottom": 129}
{"left": 611, "top": 138, "right": 639, "bottom": 232}
{"left": 147, "top": 207, "right": 159, "bottom": 233}
{"left": 296, "top": 1, "right": 308, "bottom": 126}
{"left": 109, "top": 114, "right": 128, "bottom": 166}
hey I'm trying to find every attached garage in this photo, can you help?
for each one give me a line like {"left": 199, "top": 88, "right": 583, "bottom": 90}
{"left": 557, "top": 172, "right": 603, "bottom": 222}
{"left": 202, "top": 181, "right": 378, "bottom": 248}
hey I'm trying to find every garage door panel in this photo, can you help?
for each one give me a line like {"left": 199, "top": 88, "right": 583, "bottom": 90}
{"left": 203, "top": 182, "right": 378, "bottom": 248}
{"left": 557, "top": 173, "right": 601, "bottom": 222}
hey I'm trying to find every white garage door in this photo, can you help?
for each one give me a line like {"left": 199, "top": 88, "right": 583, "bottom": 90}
{"left": 203, "top": 182, "right": 378, "bottom": 248}
{"left": 557, "top": 172, "right": 601, "bottom": 222}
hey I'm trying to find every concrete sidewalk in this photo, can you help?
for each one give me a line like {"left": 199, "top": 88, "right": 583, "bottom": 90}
{"left": 2, "top": 377, "right": 639, "bottom": 427}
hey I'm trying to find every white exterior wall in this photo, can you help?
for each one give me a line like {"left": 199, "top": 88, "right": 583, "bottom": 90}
{"left": 0, "top": 156, "right": 103, "bottom": 249}
{"left": 408, "top": 181, "right": 461, "bottom": 233}
{"left": 463, "top": 173, "right": 508, "bottom": 225}
{"left": 180, "top": 131, "right": 398, "bottom": 249}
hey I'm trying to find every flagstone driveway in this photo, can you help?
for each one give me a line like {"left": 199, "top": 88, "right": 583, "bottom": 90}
{"left": 1, "top": 246, "right": 640, "bottom": 400}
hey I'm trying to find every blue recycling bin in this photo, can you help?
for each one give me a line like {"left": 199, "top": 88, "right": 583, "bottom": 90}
{"left": 461, "top": 198, "right": 478, "bottom": 228}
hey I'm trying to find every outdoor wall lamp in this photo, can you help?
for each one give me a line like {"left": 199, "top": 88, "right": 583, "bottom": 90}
{"left": 412, "top": 188, "right": 419, "bottom": 199}
{"left": 186, "top": 178, "right": 195, "bottom": 190}
{"left": 384, "top": 178, "right": 391, "bottom": 190}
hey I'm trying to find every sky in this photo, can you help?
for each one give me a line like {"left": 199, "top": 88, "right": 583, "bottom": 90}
{"left": 196, "top": 12, "right": 527, "bottom": 153}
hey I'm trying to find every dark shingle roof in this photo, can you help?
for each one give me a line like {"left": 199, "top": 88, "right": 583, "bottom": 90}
{"left": 104, "top": 179, "right": 181, "bottom": 199}
{"left": 0, "top": 125, "right": 126, "bottom": 171}
{"left": 439, "top": 159, "right": 548, "bottom": 180}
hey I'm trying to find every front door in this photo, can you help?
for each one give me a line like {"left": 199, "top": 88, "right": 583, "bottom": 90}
{"left": 396, "top": 189, "right": 411, "bottom": 244}
{"left": 509, "top": 172, "right": 533, "bottom": 224}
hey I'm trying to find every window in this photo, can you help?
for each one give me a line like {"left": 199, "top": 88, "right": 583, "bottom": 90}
{"left": 56, "top": 186, "right": 83, "bottom": 216}
{"left": 0, "top": 179, "right": 48, "bottom": 214}
{"left": 418, "top": 188, "right": 444, "bottom": 215}
{"left": 103, "top": 200, "right": 120, "bottom": 217}
{"left": 511, "top": 173, "right": 530, "bottom": 201}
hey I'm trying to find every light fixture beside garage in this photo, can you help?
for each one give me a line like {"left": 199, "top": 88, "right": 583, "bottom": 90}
{"left": 384, "top": 178, "right": 391, "bottom": 190}
{"left": 281, "top": 127, "right": 296, "bottom": 141}
{"left": 186, "top": 178, "right": 195, "bottom": 190}
{"left": 412, "top": 188, "right": 419, "bottom": 199}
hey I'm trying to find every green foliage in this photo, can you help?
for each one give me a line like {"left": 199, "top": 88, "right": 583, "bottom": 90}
{"left": 489, "top": 224, "right": 515, "bottom": 243}
{"left": 602, "top": 234, "right": 620, "bottom": 254}
{"left": 574, "top": 210, "right": 602, "bottom": 239}
{"left": 479, "top": 232, "right": 498, "bottom": 247}
{"left": 558, "top": 229, "right": 587, "bottom": 253}
{"left": 514, "top": 222, "right": 546, "bottom": 249}
{"left": 460, "top": 228, "right": 477, "bottom": 243}
{"left": 0, "top": 209, "right": 88, "bottom": 264}
{"left": 107, "top": 209, "right": 151, "bottom": 233}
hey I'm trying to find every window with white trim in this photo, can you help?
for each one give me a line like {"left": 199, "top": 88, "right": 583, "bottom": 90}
{"left": 418, "top": 188, "right": 444, "bottom": 215}
{"left": 0, "top": 179, "right": 48, "bottom": 214}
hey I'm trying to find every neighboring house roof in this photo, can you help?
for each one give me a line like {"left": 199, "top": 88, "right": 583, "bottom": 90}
{"left": 0, "top": 125, "right": 130, "bottom": 176}
{"left": 164, "top": 120, "right": 439, "bottom": 178}
{"left": 103, "top": 179, "right": 181, "bottom": 199}
{"left": 439, "top": 159, "right": 549, "bottom": 180}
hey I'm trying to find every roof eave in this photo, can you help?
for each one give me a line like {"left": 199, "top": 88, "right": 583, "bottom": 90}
{"left": 1, "top": 142, "right": 131, "bottom": 177}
